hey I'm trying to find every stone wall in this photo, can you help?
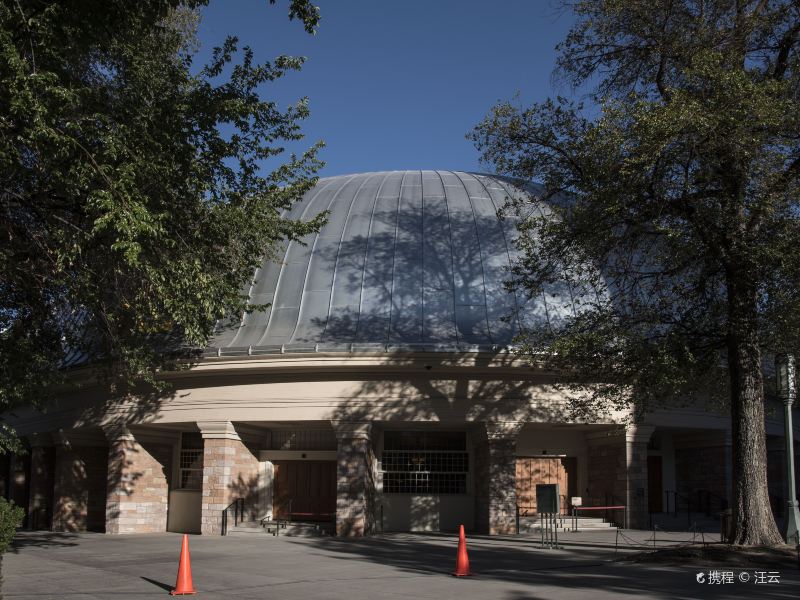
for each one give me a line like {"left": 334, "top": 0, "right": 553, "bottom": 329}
{"left": 473, "top": 436, "right": 489, "bottom": 534}
{"left": 626, "top": 433, "right": 650, "bottom": 528}
{"left": 473, "top": 423, "right": 521, "bottom": 535}
{"left": 334, "top": 422, "right": 376, "bottom": 536}
{"left": 105, "top": 433, "right": 171, "bottom": 534}
{"left": 52, "top": 444, "right": 108, "bottom": 532}
{"left": 200, "top": 433, "right": 260, "bottom": 535}
{"left": 487, "top": 437, "right": 518, "bottom": 534}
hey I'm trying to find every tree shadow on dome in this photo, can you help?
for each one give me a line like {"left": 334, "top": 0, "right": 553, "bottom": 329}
{"left": 306, "top": 197, "right": 540, "bottom": 348}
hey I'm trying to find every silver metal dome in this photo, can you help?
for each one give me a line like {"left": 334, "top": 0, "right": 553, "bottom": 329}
{"left": 209, "top": 170, "right": 581, "bottom": 355}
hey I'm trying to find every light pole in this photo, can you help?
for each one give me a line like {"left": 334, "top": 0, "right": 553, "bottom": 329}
{"left": 775, "top": 353, "right": 800, "bottom": 544}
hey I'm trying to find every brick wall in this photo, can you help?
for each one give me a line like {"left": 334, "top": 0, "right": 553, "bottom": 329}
{"left": 487, "top": 438, "right": 518, "bottom": 534}
{"left": 200, "top": 437, "right": 260, "bottom": 535}
{"left": 472, "top": 425, "right": 520, "bottom": 535}
{"left": 53, "top": 445, "right": 108, "bottom": 532}
{"left": 106, "top": 438, "right": 171, "bottom": 534}
{"left": 335, "top": 436, "right": 375, "bottom": 536}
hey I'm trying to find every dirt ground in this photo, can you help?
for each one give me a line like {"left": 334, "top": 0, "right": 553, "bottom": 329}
{"left": 617, "top": 543, "right": 800, "bottom": 569}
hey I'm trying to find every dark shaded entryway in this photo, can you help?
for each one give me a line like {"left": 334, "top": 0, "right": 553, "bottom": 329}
{"left": 273, "top": 460, "right": 336, "bottom": 521}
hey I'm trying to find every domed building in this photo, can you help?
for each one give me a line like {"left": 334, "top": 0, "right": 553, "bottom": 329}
{"left": 5, "top": 171, "right": 793, "bottom": 536}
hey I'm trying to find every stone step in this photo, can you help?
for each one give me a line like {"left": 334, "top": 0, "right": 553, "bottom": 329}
{"left": 232, "top": 520, "right": 263, "bottom": 529}
{"left": 225, "top": 518, "right": 335, "bottom": 537}
{"left": 520, "top": 517, "right": 611, "bottom": 526}
{"left": 519, "top": 525, "right": 618, "bottom": 533}
{"left": 518, "top": 515, "right": 617, "bottom": 533}
{"left": 226, "top": 527, "right": 266, "bottom": 536}
{"left": 520, "top": 523, "right": 616, "bottom": 529}
{"left": 520, "top": 516, "right": 609, "bottom": 521}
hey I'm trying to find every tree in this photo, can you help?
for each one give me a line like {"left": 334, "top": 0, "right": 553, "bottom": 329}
{"left": 0, "top": 497, "right": 24, "bottom": 596}
{"left": 0, "top": 1, "right": 326, "bottom": 451}
{"left": 472, "top": 0, "right": 800, "bottom": 546}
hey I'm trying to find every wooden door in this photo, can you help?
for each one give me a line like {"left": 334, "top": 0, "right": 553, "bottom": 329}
{"left": 273, "top": 460, "right": 336, "bottom": 522}
{"left": 516, "top": 457, "right": 577, "bottom": 515}
{"left": 647, "top": 455, "right": 663, "bottom": 512}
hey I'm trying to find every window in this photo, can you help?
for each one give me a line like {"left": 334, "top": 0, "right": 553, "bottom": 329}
{"left": 382, "top": 431, "right": 468, "bottom": 494}
{"left": 179, "top": 432, "right": 203, "bottom": 490}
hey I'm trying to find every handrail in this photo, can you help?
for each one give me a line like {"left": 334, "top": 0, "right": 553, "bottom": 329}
{"left": 604, "top": 493, "right": 625, "bottom": 526}
{"left": 221, "top": 497, "right": 245, "bottom": 536}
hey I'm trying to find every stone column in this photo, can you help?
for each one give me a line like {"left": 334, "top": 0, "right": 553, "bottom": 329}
{"left": 104, "top": 426, "right": 170, "bottom": 534}
{"left": 332, "top": 421, "right": 375, "bottom": 536}
{"left": 198, "top": 421, "right": 260, "bottom": 535}
{"left": 586, "top": 425, "right": 654, "bottom": 529}
{"left": 625, "top": 425, "right": 655, "bottom": 529}
{"left": 27, "top": 433, "right": 55, "bottom": 530}
{"left": 475, "top": 422, "right": 522, "bottom": 535}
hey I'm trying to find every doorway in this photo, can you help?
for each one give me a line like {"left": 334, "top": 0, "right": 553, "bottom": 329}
{"left": 273, "top": 460, "right": 336, "bottom": 522}
{"left": 516, "top": 457, "right": 577, "bottom": 515}
{"left": 647, "top": 455, "right": 663, "bottom": 512}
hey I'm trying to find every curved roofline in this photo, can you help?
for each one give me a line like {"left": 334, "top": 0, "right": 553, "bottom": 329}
{"left": 208, "top": 170, "right": 579, "bottom": 356}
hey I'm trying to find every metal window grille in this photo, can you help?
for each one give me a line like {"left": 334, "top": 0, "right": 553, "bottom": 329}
{"left": 381, "top": 432, "right": 468, "bottom": 494}
{"left": 382, "top": 472, "right": 467, "bottom": 494}
{"left": 179, "top": 449, "right": 203, "bottom": 489}
{"left": 179, "top": 432, "right": 204, "bottom": 489}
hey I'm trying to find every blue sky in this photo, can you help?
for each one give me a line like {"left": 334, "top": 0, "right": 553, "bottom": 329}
{"left": 197, "top": 0, "right": 575, "bottom": 177}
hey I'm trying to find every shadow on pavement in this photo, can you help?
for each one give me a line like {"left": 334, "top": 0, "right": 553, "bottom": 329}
{"left": 9, "top": 532, "right": 81, "bottom": 552}
{"left": 141, "top": 576, "right": 173, "bottom": 592}
{"left": 287, "top": 533, "right": 798, "bottom": 599}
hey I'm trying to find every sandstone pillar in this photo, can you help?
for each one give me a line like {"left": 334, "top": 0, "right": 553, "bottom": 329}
{"left": 332, "top": 421, "right": 375, "bottom": 536}
{"left": 475, "top": 421, "right": 522, "bottom": 535}
{"left": 625, "top": 425, "right": 655, "bottom": 529}
{"left": 198, "top": 421, "right": 260, "bottom": 535}
{"left": 104, "top": 426, "right": 170, "bottom": 534}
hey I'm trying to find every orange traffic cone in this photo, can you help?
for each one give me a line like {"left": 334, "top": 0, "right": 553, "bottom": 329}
{"left": 170, "top": 534, "right": 197, "bottom": 595}
{"left": 451, "top": 524, "right": 472, "bottom": 577}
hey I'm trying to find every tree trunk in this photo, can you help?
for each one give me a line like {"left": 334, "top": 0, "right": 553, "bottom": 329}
{"left": 726, "top": 270, "right": 783, "bottom": 546}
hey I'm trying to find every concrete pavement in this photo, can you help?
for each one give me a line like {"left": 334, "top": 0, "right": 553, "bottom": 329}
{"left": 4, "top": 529, "right": 798, "bottom": 599}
